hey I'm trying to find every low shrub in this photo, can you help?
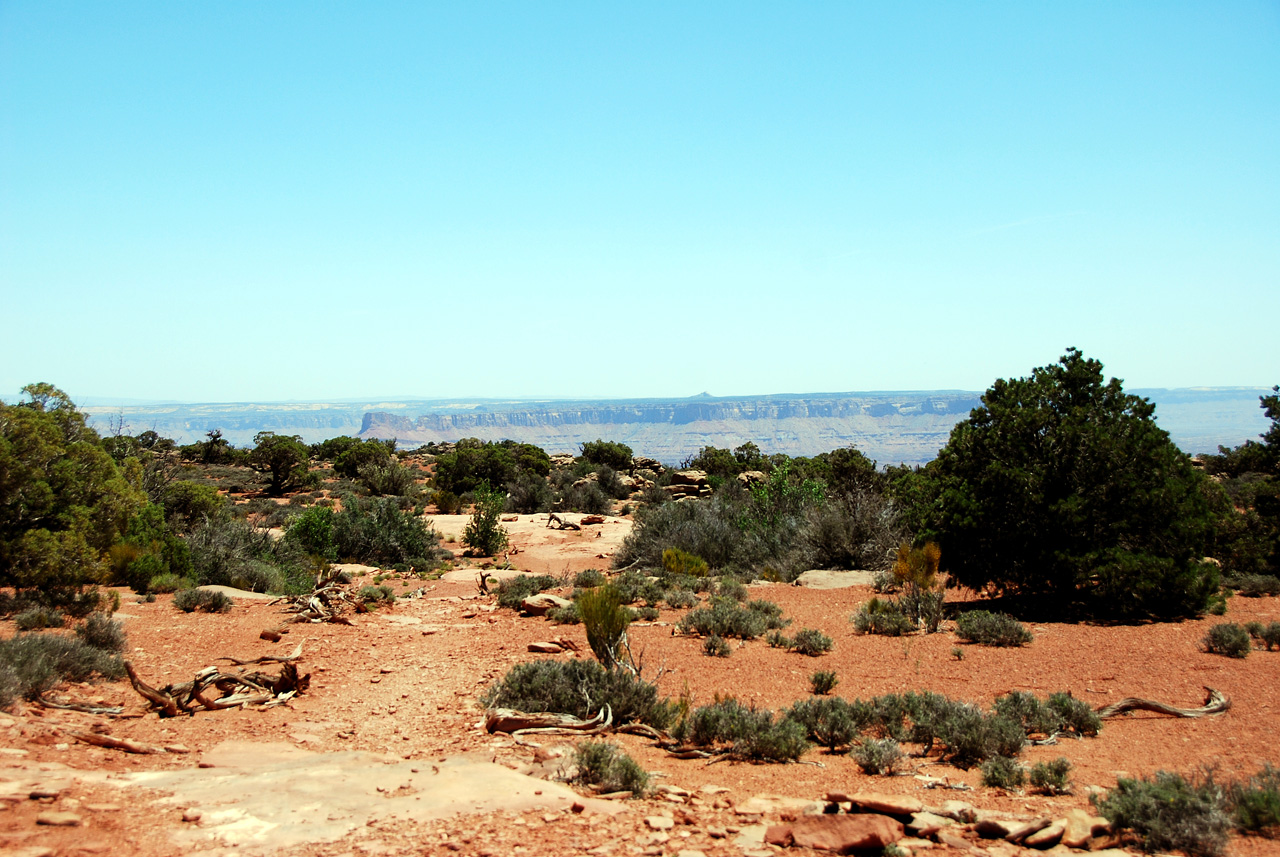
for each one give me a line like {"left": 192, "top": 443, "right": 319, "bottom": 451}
{"left": 495, "top": 574, "right": 558, "bottom": 610}
{"left": 851, "top": 598, "right": 914, "bottom": 636}
{"left": 548, "top": 603, "right": 581, "bottom": 625}
{"left": 810, "top": 670, "right": 839, "bottom": 695}
{"left": 1231, "top": 573, "right": 1280, "bottom": 597}
{"left": 854, "top": 737, "right": 903, "bottom": 775}
{"left": 573, "top": 569, "right": 606, "bottom": 589}
{"left": 664, "top": 589, "right": 698, "bottom": 610}
{"left": 765, "top": 630, "right": 791, "bottom": 648}
{"left": 1030, "top": 757, "right": 1073, "bottom": 795}
{"left": 955, "top": 610, "right": 1033, "bottom": 647}
{"left": 1045, "top": 692, "right": 1102, "bottom": 737}
{"left": 685, "top": 698, "right": 809, "bottom": 762}
{"left": 173, "top": 588, "right": 233, "bottom": 613}
{"left": 784, "top": 696, "right": 871, "bottom": 752}
{"left": 1203, "top": 623, "right": 1251, "bottom": 658}
{"left": 662, "top": 547, "right": 708, "bottom": 578}
{"left": 981, "top": 756, "right": 1026, "bottom": 789}
{"left": 1093, "top": 771, "right": 1231, "bottom": 857}
{"left": 571, "top": 740, "right": 648, "bottom": 796}
{"left": 703, "top": 635, "right": 731, "bottom": 657}
{"left": 789, "top": 628, "right": 834, "bottom": 656}
{"left": 0, "top": 633, "right": 126, "bottom": 706}
{"left": 897, "top": 584, "right": 947, "bottom": 633}
{"left": 677, "top": 597, "right": 772, "bottom": 640}
{"left": 578, "top": 584, "right": 634, "bottom": 670}
{"left": 359, "top": 585, "right": 396, "bottom": 604}
{"left": 635, "top": 606, "right": 659, "bottom": 621}
{"left": 75, "top": 613, "right": 127, "bottom": 653}
{"left": 14, "top": 607, "right": 64, "bottom": 632}
{"left": 148, "top": 573, "right": 194, "bottom": 594}
{"left": 1226, "top": 764, "right": 1280, "bottom": 833}
{"left": 933, "top": 705, "right": 1026, "bottom": 768}
{"left": 482, "top": 659, "right": 672, "bottom": 728}
{"left": 993, "top": 691, "right": 1063, "bottom": 736}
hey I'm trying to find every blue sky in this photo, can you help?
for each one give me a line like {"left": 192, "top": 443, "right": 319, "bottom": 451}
{"left": 2, "top": 2, "right": 1277, "bottom": 403}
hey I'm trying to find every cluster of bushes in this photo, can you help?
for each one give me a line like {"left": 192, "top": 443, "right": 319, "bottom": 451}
{"left": 1093, "top": 766, "right": 1280, "bottom": 857}
{"left": 1203, "top": 621, "right": 1280, "bottom": 658}
{"left": 0, "top": 612, "right": 128, "bottom": 708}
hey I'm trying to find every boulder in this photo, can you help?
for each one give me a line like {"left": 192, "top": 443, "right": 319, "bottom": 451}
{"left": 1060, "top": 809, "right": 1111, "bottom": 849}
{"left": 520, "top": 594, "right": 572, "bottom": 617}
{"left": 766, "top": 814, "right": 903, "bottom": 852}
{"left": 737, "top": 470, "right": 767, "bottom": 487}
{"left": 632, "top": 456, "right": 664, "bottom": 472}
{"left": 670, "top": 470, "right": 709, "bottom": 486}
{"left": 849, "top": 793, "right": 923, "bottom": 817}
{"left": 1024, "top": 821, "right": 1066, "bottom": 849}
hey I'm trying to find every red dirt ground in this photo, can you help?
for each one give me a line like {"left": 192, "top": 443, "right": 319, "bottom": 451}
{"left": 3, "top": 516, "right": 1279, "bottom": 857}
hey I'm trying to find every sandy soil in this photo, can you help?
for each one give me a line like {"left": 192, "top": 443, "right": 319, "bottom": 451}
{"left": 3, "top": 515, "right": 1280, "bottom": 857}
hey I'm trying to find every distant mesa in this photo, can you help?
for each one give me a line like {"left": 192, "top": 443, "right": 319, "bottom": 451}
{"left": 81, "top": 388, "right": 1272, "bottom": 468}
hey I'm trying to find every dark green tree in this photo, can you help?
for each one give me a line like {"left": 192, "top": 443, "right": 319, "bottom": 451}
{"left": 248, "top": 432, "right": 311, "bottom": 495}
{"left": 331, "top": 438, "right": 396, "bottom": 479}
{"left": 0, "top": 384, "right": 143, "bottom": 590}
{"left": 929, "top": 349, "right": 1220, "bottom": 619}
{"left": 581, "top": 439, "right": 634, "bottom": 471}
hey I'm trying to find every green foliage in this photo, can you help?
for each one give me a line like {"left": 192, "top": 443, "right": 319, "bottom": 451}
{"left": 494, "top": 574, "right": 557, "bottom": 610}
{"left": 162, "top": 481, "right": 227, "bottom": 532}
{"left": 929, "top": 349, "right": 1222, "bottom": 620}
{"left": 677, "top": 597, "right": 776, "bottom": 640}
{"left": 686, "top": 697, "right": 810, "bottom": 762}
{"left": 286, "top": 506, "right": 337, "bottom": 560}
{"left": 783, "top": 696, "right": 871, "bottom": 752}
{"left": 358, "top": 459, "right": 418, "bottom": 497}
{"left": 662, "top": 547, "right": 708, "bottom": 577}
{"left": 766, "top": 630, "right": 791, "bottom": 648}
{"left": 1203, "top": 623, "right": 1251, "bottom": 658}
{"left": 547, "top": 602, "right": 581, "bottom": 624}
{"left": 0, "top": 632, "right": 126, "bottom": 707}
{"left": 789, "top": 628, "right": 833, "bottom": 656}
{"left": 181, "top": 429, "right": 243, "bottom": 465}
{"left": 993, "top": 691, "right": 1064, "bottom": 736}
{"left": 1046, "top": 692, "right": 1102, "bottom": 736}
{"left": 331, "top": 494, "right": 444, "bottom": 568}
{"left": 462, "top": 484, "right": 510, "bottom": 557}
{"left": 331, "top": 438, "right": 396, "bottom": 479}
{"left": 0, "top": 384, "right": 144, "bottom": 591}
{"left": 799, "top": 486, "right": 905, "bottom": 572}
{"left": 573, "top": 569, "right": 606, "bottom": 588}
{"left": 578, "top": 584, "right": 633, "bottom": 670}
{"left": 1230, "top": 573, "right": 1280, "bottom": 597}
{"left": 14, "top": 607, "right": 64, "bottom": 631}
{"left": 933, "top": 705, "right": 1026, "bottom": 768}
{"left": 173, "top": 588, "right": 233, "bottom": 613}
{"left": 853, "top": 737, "right": 903, "bottom": 775}
{"left": 433, "top": 439, "right": 549, "bottom": 496}
{"left": 981, "top": 756, "right": 1026, "bottom": 789}
{"left": 580, "top": 440, "right": 633, "bottom": 471}
{"left": 115, "top": 503, "right": 194, "bottom": 592}
{"left": 851, "top": 598, "right": 915, "bottom": 636}
{"left": 955, "top": 610, "right": 1033, "bottom": 647}
{"left": 664, "top": 589, "right": 698, "bottom": 609}
{"left": 76, "top": 613, "right": 127, "bottom": 653}
{"left": 248, "top": 432, "right": 312, "bottom": 496}
{"left": 810, "top": 670, "right": 839, "bottom": 695}
{"left": 1093, "top": 771, "right": 1230, "bottom": 857}
{"left": 146, "top": 572, "right": 192, "bottom": 593}
{"left": 1226, "top": 765, "right": 1280, "bottom": 833}
{"left": 482, "top": 659, "right": 672, "bottom": 728}
{"left": 703, "top": 634, "right": 731, "bottom": 657}
{"left": 359, "top": 584, "right": 396, "bottom": 604}
{"left": 1030, "top": 757, "right": 1073, "bottom": 795}
{"left": 571, "top": 740, "right": 648, "bottom": 796}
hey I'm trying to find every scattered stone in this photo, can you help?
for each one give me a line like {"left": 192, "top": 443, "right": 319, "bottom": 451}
{"left": 1024, "top": 821, "right": 1066, "bottom": 849}
{"left": 937, "top": 800, "right": 978, "bottom": 823}
{"left": 182, "top": 808, "right": 203, "bottom": 822}
{"left": 908, "top": 811, "right": 954, "bottom": 837}
{"left": 849, "top": 792, "right": 923, "bottom": 816}
{"left": 766, "top": 814, "right": 904, "bottom": 852}
{"left": 527, "top": 642, "right": 565, "bottom": 654}
{"left": 935, "top": 829, "right": 973, "bottom": 851}
{"left": 1060, "top": 809, "right": 1111, "bottom": 849}
{"left": 36, "top": 810, "right": 83, "bottom": 826}
{"left": 975, "top": 818, "right": 1016, "bottom": 839}
{"left": 646, "top": 816, "right": 675, "bottom": 830}
{"left": 520, "top": 594, "right": 572, "bottom": 617}
{"left": 1005, "top": 818, "right": 1052, "bottom": 843}
{"left": 707, "top": 826, "right": 727, "bottom": 839}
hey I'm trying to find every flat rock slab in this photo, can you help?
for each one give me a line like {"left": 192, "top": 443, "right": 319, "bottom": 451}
{"left": 195, "top": 585, "right": 277, "bottom": 601}
{"left": 98, "top": 741, "right": 607, "bottom": 851}
{"left": 440, "top": 568, "right": 527, "bottom": 584}
{"left": 792, "top": 570, "right": 877, "bottom": 589}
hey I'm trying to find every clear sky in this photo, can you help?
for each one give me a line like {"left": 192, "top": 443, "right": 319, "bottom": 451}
{"left": 2, "top": 3, "right": 1277, "bottom": 404}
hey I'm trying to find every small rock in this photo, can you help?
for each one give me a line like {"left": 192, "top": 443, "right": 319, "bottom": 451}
{"left": 520, "top": 594, "right": 572, "bottom": 617}
{"left": 1005, "top": 818, "right": 1052, "bottom": 843}
{"left": 1060, "top": 808, "right": 1111, "bottom": 849}
{"left": 766, "top": 814, "right": 904, "bottom": 852}
{"left": 1024, "top": 821, "right": 1066, "bottom": 849}
{"left": 707, "top": 826, "right": 727, "bottom": 839}
{"left": 646, "top": 816, "right": 675, "bottom": 830}
{"left": 182, "top": 808, "right": 203, "bottom": 823}
{"left": 975, "top": 818, "right": 1016, "bottom": 839}
{"left": 36, "top": 810, "right": 82, "bottom": 826}
{"left": 527, "top": 642, "right": 565, "bottom": 654}
{"left": 908, "top": 811, "right": 953, "bottom": 837}
{"left": 937, "top": 800, "right": 978, "bottom": 823}
{"left": 850, "top": 792, "right": 924, "bottom": 816}
{"left": 675, "top": 851, "right": 707, "bottom": 857}
{"left": 936, "top": 830, "right": 973, "bottom": 851}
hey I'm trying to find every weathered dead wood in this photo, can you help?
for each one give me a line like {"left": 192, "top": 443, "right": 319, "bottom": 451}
{"left": 546, "top": 513, "right": 581, "bottom": 531}
{"left": 484, "top": 706, "right": 611, "bottom": 735}
{"left": 219, "top": 643, "right": 304, "bottom": 666}
{"left": 66, "top": 730, "right": 162, "bottom": 755}
{"left": 1095, "top": 686, "right": 1230, "bottom": 719}
{"left": 125, "top": 662, "right": 179, "bottom": 717}
{"left": 37, "top": 697, "right": 125, "bottom": 716}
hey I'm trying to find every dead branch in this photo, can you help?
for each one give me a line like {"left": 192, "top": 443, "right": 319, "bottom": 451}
{"left": 66, "top": 730, "right": 163, "bottom": 755}
{"left": 124, "top": 661, "right": 309, "bottom": 717}
{"left": 37, "top": 697, "right": 125, "bottom": 716}
{"left": 219, "top": 643, "right": 304, "bottom": 666}
{"left": 546, "top": 513, "right": 581, "bottom": 531}
{"left": 1095, "top": 686, "right": 1230, "bottom": 719}
{"left": 125, "top": 662, "right": 179, "bottom": 717}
